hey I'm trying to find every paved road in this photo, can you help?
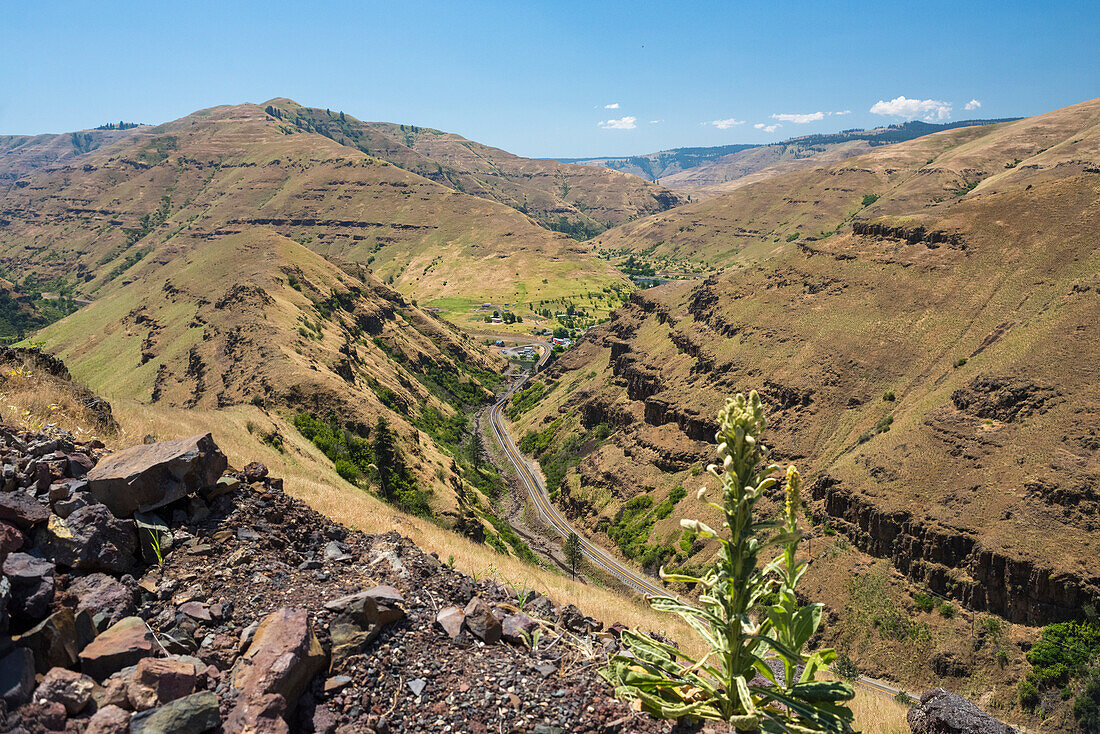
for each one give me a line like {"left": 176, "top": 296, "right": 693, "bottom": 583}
{"left": 489, "top": 344, "right": 666, "bottom": 597}
{"left": 489, "top": 343, "right": 910, "bottom": 700}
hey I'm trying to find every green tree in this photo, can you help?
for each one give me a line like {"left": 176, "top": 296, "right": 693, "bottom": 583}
{"left": 564, "top": 532, "right": 583, "bottom": 579}
{"left": 372, "top": 416, "right": 397, "bottom": 501}
{"left": 605, "top": 392, "right": 855, "bottom": 732}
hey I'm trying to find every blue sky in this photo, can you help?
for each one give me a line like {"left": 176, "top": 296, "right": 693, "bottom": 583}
{"left": 2, "top": 1, "right": 1096, "bottom": 157}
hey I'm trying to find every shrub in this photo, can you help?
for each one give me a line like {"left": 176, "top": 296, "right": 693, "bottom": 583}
{"left": 334, "top": 459, "right": 359, "bottom": 483}
{"left": 861, "top": 194, "right": 880, "bottom": 207}
{"left": 605, "top": 392, "right": 855, "bottom": 730}
{"left": 1074, "top": 669, "right": 1100, "bottom": 732}
{"left": 914, "top": 593, "right": 935, "bottom": 613}
{"left": 955, "top": 357, "right": 968, "bottom": 367}
{"left": 938, "top": 601, "right": 955, "bottom": 618}
{"left": 1018, "top": 679, "right": 1040, "bottom": 709}
{"left": 882, "top": 391, "right": 895, "bottom": 402}
{"left": 833, "top": 653, "right": 860, "bottom": 681}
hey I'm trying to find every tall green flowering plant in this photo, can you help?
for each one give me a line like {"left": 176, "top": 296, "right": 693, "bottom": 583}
{"left": 604, "top": 392, "right": 855, "bottom": 732}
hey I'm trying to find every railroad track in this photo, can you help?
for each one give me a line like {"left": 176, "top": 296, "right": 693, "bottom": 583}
{"left": 488, "top": 346, "right": 666, "bottom": 597}
{"left": 489, "top": 344, "right": 908, "bottom": 700}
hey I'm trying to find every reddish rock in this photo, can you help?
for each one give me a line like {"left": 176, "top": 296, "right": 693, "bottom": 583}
{"left": 85, "top": 433, "right": 227, "bottom": 517}
{"left": 85, "top": 703, "right": 131, "bottom": 734}
{"left": 464, "top": 597, "right": 502, "bottom": 643}
{"left": 127, "top": 656, "right": 198, "bottom": 711}
{"left": 33, "top": 666, "right": 95, "bottom": 714}
{"left": 68, "top": 572, "right": 136, "bottom": 627}
{"left": 0, "top": 491, "right": 50, "bottom": 528}
{"left": 178, "top": 601, "right": 212, "bottom": 621}
{"left": 0, "top": 520, "right": 22, "bottom": 563}
{"left": 436, "top": 606, "right": 465, "bottom": 639}
{"left": 79, "top": 615, "right": 157, "bottom": 681}
{"left": 231, "top": 607, "right": 325, "bottom": 715}
{"left": 224, "top": 692, "right": 289, "bottom": 734}
{"left": 501, "top": 612, "right": 539, "bottom": 645}
{"left": 241, "top": 461, "right": 269, "bottom": 483}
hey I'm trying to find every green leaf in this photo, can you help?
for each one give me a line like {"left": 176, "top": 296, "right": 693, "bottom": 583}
{"left": 789, "top": 681, "right": 856, "bottom": 703}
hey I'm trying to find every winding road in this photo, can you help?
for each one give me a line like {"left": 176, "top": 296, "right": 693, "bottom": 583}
{"left": 488, "top": 343, "right": 667, "bottom": 597}
{"left": 487, "top": 341, "right": 911, "bottom": 701}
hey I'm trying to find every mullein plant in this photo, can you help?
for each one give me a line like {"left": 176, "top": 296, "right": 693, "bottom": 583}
{"left": 604, "top": 392, "right": 855, "bottom": 732}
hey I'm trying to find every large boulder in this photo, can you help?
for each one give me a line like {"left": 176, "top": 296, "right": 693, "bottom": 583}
{"left": 79, "top": 615, "right": 158, "bottom": 681}
{"left": 38, "top": 504, "right": 137, "bottom": 572}
{"left": 85, "top": 433, "right": 227, "bottom": 517}
{"left": 231, "top": 607, "right": 325, "bottom": 716}
{"left": 907, "top": 687, "right": 1018, "bottom": 734}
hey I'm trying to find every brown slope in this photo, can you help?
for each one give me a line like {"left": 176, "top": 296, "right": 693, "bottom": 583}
{"left": 34, "top": 227, "right": 504, "bottom": 529}
{"left": 0, "top": 101, "right": 627, "bottom": 314}
{"left": 592, "top": 97, "right": 1100, "bottom": 270}
{"left": 263, "top": 98, "right": 686, "bottom": 237}
{"left": 514, "top": 100, "right": 1100, "bottom": 632}
{"left": 0, "top": 127, "right": 146, "bottom": 181}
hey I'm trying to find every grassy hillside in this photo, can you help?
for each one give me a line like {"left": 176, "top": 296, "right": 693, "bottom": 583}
{"left": 509, "top": 98, "right": 1100, "bottom": 717}
{"left": 263, "top": 99, "right": 686, "bottom": 238}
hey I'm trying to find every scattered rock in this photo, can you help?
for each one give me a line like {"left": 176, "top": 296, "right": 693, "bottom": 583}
{"left": 907, "top": 687, "right": 1018, "bottom": 734}
{"left": 127, "top": 656, "right": 199, "bottom": 711}
{"left": 15, "top": 607, "right": 84, "bottom": 672}
{"left": 241, "top": 461, "right": 268, "bottom": 483}
{"left": 130, "top": 690, "right": 221, "bottom": 734}
{"left": 85, "top": 433, "right": 227, "bottom": 517}
{"left": 68, "top": 572, "right": 136, "bottom": 627}
{"left": 502, "top": 612, "right": 538, "bottom": 645}
{"left": 224, "top": 692, "right": 289, "bottom": 734}
{"left": 86, "top": 704, "right": 132, "bottom": 734}
{"left": 436, "top": 606, "right": 465, "bottom": 640}
{"left": 3, "top": 551, "right": 55, "bottom": 620}
{"left": 464, "top": 597, "right": 502, "bottom": 643}
{"left": 33, "top": 666, "right": 95, "bottom": 714}
{"left": 0, "top": 491, "right": 50, "bottom": 528}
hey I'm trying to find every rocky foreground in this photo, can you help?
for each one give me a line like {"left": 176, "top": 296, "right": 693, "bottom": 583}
{"left": 0, "top": 426, "right": 682, "bottom": 734}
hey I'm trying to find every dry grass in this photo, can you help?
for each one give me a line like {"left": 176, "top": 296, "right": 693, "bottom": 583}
{"left": 847, "top": 685, "right": 911, "bottom": 734}
{"left": 0, "top": 358, "right": 117, "bottom": 441}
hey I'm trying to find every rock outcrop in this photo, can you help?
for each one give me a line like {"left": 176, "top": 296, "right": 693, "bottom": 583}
{"left": 907, "top": 687, "right": 1017, "bottom": 733}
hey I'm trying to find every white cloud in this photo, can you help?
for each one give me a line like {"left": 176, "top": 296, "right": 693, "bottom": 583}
{"left": 648, "top": 119, "right": 662, "bottom": 124}
{"left": 755, "top": 122, "right": 781, "bottom": 133}
{"left": 772, "top": 111, "right": 825, "bottom": 124}
{"left": 964, "top": 99, "right": 981, "bottom": 111}
{"left": 708, "top": 118, "right": 745, "bottom": 129}
{"left": 604, "top": 103, "right": 620, "bottom": 109}
{"left": 833, "top": 110, "right": 852, "bottom": 115}
{"left": 598, "top": 115, "right": 636, "bottom": 130}
{"left": 870, "top": 96, "right": 952, "bottom": 121}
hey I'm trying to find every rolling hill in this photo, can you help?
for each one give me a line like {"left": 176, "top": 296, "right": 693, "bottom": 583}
{"left": 0, "top": 100, "right": 636, "bottom": 329}
{"left": 265, "top": 99, "right": 685, "bottom": 238}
